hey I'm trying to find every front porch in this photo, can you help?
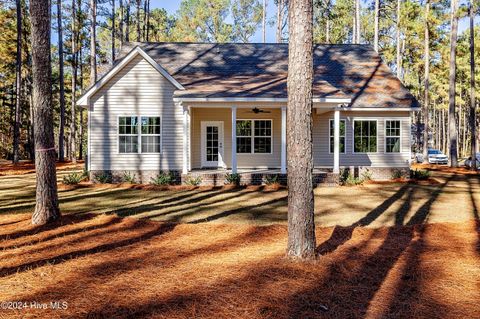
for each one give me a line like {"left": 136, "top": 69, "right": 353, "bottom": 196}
{"left": 178, "top": 102, "right": 346, "bottom": 178}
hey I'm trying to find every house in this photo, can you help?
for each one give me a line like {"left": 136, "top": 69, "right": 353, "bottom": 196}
{"left": 77, "top": 42, "right": 419, "bottom": 185}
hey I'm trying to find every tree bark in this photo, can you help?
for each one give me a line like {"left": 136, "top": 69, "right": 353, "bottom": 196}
{"left": 448, "top": 0, "right": 459, "bottom": 167}
{"left": 125, "top": 0, "right": 130, "bottom": 42}
{"left": 263, "top": 0, "right": 267, "bottom": 43}
{"left": 119, "top": 0, "right": 124, "bottom": 48}
{"left": 112, "top": 0, "right": 116, "bottom": 63}
{"left": 469, "top": 2, "right": 476, "bottom": 170}
{"left": 374, "top": 0, "right": 379, "bottom": 52}
{"left": 396, "top": 0, "right": 402, "bottom": 79}
{"left": 354, "top": 0, "right": 360, "bottom": 43}
{"left": 422, "top": 0, "right": 430, "bottom": 162}
{"left": 276, "top": 0, "right": 285, "bottom": 43}
{"left": 57, "top": 0, "right": 66, "bottom": 162}
{"left": 145, "top": 0, "right": 150, "bottom": 42}
{"left": 136, "top": 0, "right": 141, "bottom": 41}
{"left": 71, "top": 0, "right": 77, "bottom": 164}
{"left": 13, "top": 0, "right": 22, "bottom": 164}
{"left": 29, "top": 0, "right": 60, "bottom": 225}
{"left": 286, "top": 0, "right": 316, "bottom": 260}
{"left": 90, "top": 0, "right": 97, "bottom": 85}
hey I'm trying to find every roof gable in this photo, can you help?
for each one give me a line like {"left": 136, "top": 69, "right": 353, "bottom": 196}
{"left": 77, "top": 46, "right": 184, "bottom": 106}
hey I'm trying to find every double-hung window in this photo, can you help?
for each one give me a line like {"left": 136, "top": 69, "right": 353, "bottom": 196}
{"left": 236, "top": 119, "right": 272, "bottom": 154}
{"left": 385, "top": 120, "right": 401, "bottom": 153}
{"left": 353, "top": 120, "right": 377, "bottom": 153}
{"left": 119, "top": 116, "right": 139, "bottom": 153}
{"left": 118, "top": 116, "right": 161, "bottom": 153}
{"left": 329, "top": 119, "right": 346, "bottom": 153}
{"left": 141, "top": 117, "right": 161, "bottom": 153}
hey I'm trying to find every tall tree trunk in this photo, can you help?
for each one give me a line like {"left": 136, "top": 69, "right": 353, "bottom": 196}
{"left": 142, "top": 0, "right": 146, "bottom": 40}
{"left": 469, "top": 2, "right": 476, "bottom": 170}
{"left": 354, "top": 0, "right": 360, "bottom": 43}
{"left": 79, "top": 47, "right": 84, "bottom": 160}
{"left": 326, "top": 18, "right": 330, "bottom": 43}
{"left": 263, "top": 0, "right": 267, "bottom": 43}
{"left": 396, "top": 0, "right": 402, "bottom": 79}
{"left": 119, "top": 0, "right": 124, "bottom": 48}
{"left": 448, "top": 0, "right": 459, "bottom": 167}
{"left": 374, "top": 0, "right": 379, "bottom": 52}
{"left": 125, "top": 0, "right": 130, "bottom": 42}
{"left": 90, "top": 0, "right": 97, "bottom": 85}
{"left": 29, "top": 0, "right": 60, "bottom": 225}
{"left": 276, "top": 0, "right": 284, "bottom": 43}
{"left": 422, "top": 0, "right": 430, "bottom": 162}
{"left": 13, "top": 0, "right": 22, "bottom": 164}
{"left": 112, "top": 0, "right": 116, "bottom": 63}
{"left": 57, "top": 0, "right": 66, "bottom": 162}
{"left": 71, "top": 0, "right": 77, "bottom": 164}
{"left": 136, "top": 0, "right": 140, "bottom": 41}
{"left": 287, "top": 0, "right": 316, "bottom": 260}
{"left": 145, "top": 0, "right": 150, "bottom": 41}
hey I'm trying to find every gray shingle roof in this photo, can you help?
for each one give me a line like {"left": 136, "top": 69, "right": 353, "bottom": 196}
{"left": 117, "top": 42, "right": 419, "bottom": 109}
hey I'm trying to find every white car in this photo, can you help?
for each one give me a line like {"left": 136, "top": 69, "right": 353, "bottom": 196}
{"left": 416, "top": 149, "right": 448, "bottom": 164}
{"left": 465, "top": 152, "right": 480, "bottom": 169}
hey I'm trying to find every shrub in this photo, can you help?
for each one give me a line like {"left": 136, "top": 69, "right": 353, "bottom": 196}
{"left": 339, "top": 169, "right": 364, "bottom": 186}
{"left": 360, "top": 169, "right": 373, "bottom": 181}
{"left": 95, "top": 172, "right": 112, "bottom": 183}
{"left": 122, "top": 171, "right": 137, "bottom": 184}
{"left": 185, "top": 176, "right": 202, "bottom": 186}
{"left": 263, "top": 174, "right": 279, "bottom": 185}
{"left": 410, "top": 169, "right": 431, "bottom": 180}
{"left": 62, "top": 172, "right": 86, "bottom": 185}
{"left": 150, "top": 172, "right": 173, "bottom": 186}
{"left": 391, "top": 169, "right": 404, "bottom": 179}
{"left": 225, "top": 173, "right": 241, "bottom": 186}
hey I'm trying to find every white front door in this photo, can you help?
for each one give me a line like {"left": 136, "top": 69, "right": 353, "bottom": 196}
{"left": 201, "top": 121, "right": 225, "bottom": 168}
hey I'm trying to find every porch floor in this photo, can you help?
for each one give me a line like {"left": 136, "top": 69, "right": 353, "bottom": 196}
{"left": 188, "top": 168, "right": 332, "bottom": 174}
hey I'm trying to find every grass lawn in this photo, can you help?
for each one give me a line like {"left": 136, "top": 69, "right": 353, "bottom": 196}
{"left": 0, "top": 164, "right": 479, "bottom": 318}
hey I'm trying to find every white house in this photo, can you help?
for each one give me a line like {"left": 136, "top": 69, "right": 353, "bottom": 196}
{"left": 77, "top": 42, "right": 419, "bottom": 185}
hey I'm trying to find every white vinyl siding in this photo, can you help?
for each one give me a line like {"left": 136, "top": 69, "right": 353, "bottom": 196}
{"left": 89, "top": 55, "right": 182, "bottom": 171}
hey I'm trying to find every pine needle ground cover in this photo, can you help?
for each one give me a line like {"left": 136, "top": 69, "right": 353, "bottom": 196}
{"left": 0, "top": 168, "right": 479, "bottom": 318}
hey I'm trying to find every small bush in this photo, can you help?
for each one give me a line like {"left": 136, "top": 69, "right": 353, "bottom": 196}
{"left": 95, "top": 172, "right": 112, "bottom": 183}
{"left": 122, "top": 171, "right": 137, "bottom": 184}
{"left": 361, "top": 169, "right": 373, "bottom": 181}
{"left": 225, "top": 173, "right": 241, "bottom": 186}
{"left": 339, "top": 169, "right": 364, "bottom": 186}
{"left": 62, "top": 172, "right": 86, "bottom": 185}
{"left": 410, "top": 169, "right": 431, "bottom": 180}
{"left": 150, "top": 172, "right": 173, "bottom": 186}
{"left": 263, "top": 174, "right": 279, "bottom": 185}
{"left": 185, "top": 176, "right": 202, "bottom": 186}
{"left": 391, "top": 169, "right": 404, "bottom": 179}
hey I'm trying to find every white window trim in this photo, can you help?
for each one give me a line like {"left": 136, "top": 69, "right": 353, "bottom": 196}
{"left": 352, "top": 119, "right": 379, "bottom": 154}
{"left": 117, "top": 115, "right": 140, "bottom": 154}
{"left": 236, "top": 119, "right": 273, "bottom": 155}
{"left": 117, "top": 115, "right": 162, "bottom": 154}
{"left": 140, "top": 116, "right": 162, "bottom": 154}
{"left": 384, "top": 119, "right": 402, "bottom": 154}
{"left": 328, "top": 119, "right": 346, "bottom": 154}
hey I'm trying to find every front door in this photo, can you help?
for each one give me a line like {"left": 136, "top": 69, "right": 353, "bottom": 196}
{"left": 201, "top": 121, "right": 225, "bottom": 168}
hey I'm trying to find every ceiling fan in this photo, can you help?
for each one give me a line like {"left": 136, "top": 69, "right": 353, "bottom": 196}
{"left": 248, "top": 107, "right": 271, "bottom": 114}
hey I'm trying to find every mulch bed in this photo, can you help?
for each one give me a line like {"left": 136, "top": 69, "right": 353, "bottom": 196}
{"left": 0, "top": 213, "right": 478, "bottom": 318}
{"left": 0, "top": 160, "right": 84, "bottom": 176}
{"left": 412, "top": 163, "right": 480, "bottom": 175}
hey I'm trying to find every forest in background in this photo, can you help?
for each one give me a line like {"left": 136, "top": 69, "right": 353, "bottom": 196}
{"left": 0, "top": 0, "right": 478, "bottom": 165}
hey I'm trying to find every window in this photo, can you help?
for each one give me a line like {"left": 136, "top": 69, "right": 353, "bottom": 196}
{"left": 385, "top": 120, "right": 401, "bottom": 153}
{"left": 141, "top": 117, "right": 161, "bottom": 153}
{"left": 329, "top": 119, "right": 346, "bottom": 153}
{"left": 354, "top": 120, "right": 377, "bottom": 153}
{"left": 236, "top": 119, "right": 272, "bottom": 154}
{"left": 119, "top": 116, "right": 139, "bottom": 153}
{"left": 118, "top": 116, "right": 161, "bottom": 153}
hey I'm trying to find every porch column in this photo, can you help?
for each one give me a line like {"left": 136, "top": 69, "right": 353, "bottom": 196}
{"left": 333, "top": 109, "right": 340, "bottom": 174}
{"left": 231, "top": 106, "right": 237, "bottom": 174}
{"left": 281, "top": 106, "right": 287, "bottom": 174}
{"left": 182, "top": 105, "right": 189, "bottom": 175}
